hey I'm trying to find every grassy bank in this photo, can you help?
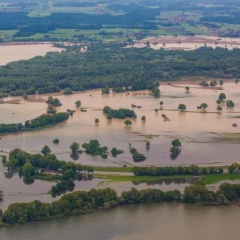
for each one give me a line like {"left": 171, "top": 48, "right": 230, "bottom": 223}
{"left": 204, "top": 173, "right": 240, "bottom": 185}
{"left": 94, "top": 173, "right": 190, "bottom": 182}
{"left": 92, "top": 166, "right": 133, "bottom": 172}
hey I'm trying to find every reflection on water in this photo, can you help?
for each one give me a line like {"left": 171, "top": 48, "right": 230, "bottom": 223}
{"left": 0, "top": 83, "right": 240, "bottom": 168}
{"left": 0, "top": 82, "right": 240, "bottom": 207}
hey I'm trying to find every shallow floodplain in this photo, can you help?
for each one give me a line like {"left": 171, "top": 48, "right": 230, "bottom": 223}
{"left": 0, "top": 82, "right": 239, "bottom": 168}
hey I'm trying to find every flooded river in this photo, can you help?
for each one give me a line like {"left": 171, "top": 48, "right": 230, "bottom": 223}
{"left": 1, "top": 203, "right": 240, "bottom": 240}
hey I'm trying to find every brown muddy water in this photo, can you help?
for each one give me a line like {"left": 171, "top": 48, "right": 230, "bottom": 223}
{"left": 0, "top": 82, "right": 239, "bottom": 208}
{"left": 1, "top": 203, "right": 240, "bottom": 240}
{"left": 0, "top": 44, "right": 62, "bottom": 65}
{"left": 1, "top": 83, "right": 240, "bottom": 167}
{"left": 133, "top": 35, "right": 240, "bottom": 50}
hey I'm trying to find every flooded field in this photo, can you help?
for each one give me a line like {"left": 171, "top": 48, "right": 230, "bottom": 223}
{"left": 0, "top": 43, "right": 62, "bottom": 65}
{"left": 133, "top": 35, "right": 240, "bottom": 50}
{"left": 1, "top": 82, "right": 240, "bottom": 167}
{"left": 0, "top": 81, "right": 240, "bottom": 207}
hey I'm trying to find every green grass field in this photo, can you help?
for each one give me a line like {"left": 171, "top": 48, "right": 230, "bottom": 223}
{"left": 94, "top": 173, "right": 190, "bottom": 182}
{"left": 204, "top": 173, "right": 240, "bottom": 185}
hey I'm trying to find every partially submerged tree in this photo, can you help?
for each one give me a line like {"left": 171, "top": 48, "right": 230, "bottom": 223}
{"left": 170, "top": 139, "right": 181, "bottom": 159}
{"left": 226, "top": 100, "right": 234, "bottom": 108}
{"left": 70, "top": 142, "right": 80, "bottom": 156}
{"left": 217, "top": 106, "right": 222, "bottom": 112}
{"left": 41, "top": 145, "right": 51, "bottom": 156}
{"left": 178, "top": 104, "right": 186, "bottom": 112}
{"left": 141, "top": 115, "right": 146, "bottom": 122}
{"left": 75, "top": 100, "right": 81, "bottom": 107}
{"left": 124, "top": 120, "right": 132, "bottom": 127}
{"left": 199, "top": 103, "right": 208, "bottom": 111}
{"left": 218, "top": 93, "right": 226, "bottom": 101}
{"left": 95, "top": 118, "right": 100, "bottom": 124}
{"left": 146, "top": 141, "right": 150, "bottom": 149}
{"left": 53, "top": 139, "right": 59, "bottom": 144}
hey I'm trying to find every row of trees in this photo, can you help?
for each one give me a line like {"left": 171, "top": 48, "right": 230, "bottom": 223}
{"left": 1, "top": 45, "right": 240, "bottom": 97}
{"left": 0, "top": 112, "right": 69, "bottom": 134}
{"left": 132, "top": 165, "right": 224, "bottom": 176}
{"left": 2, "top": 182, "right": 240, "bottom": 224}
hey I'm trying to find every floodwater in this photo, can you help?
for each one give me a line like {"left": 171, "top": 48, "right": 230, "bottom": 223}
{"left": 0, "top": 43, "right": 62, "bottom": 65}
{"left": 1, "top": 82, "right": 240, "bottom": 167}
{"left": 0, "top": 43, "right": 240, "bottom": 238}
{"left": 1, "top": 203, "right": 240, "bottom": 240}
{"left": 133, "top": 35, "right": 240, "bottom": 50}
{"left": 0, "top": 82, "right": 240, "bottom": 207}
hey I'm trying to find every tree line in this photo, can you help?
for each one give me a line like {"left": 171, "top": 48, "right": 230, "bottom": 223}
{"left": 1, "top": 182, "right": 240, "bottom": 224}
{"left": 0, "top": 112, "right": 69, "bottom": 134}
{"left": 0, "top": 44, "right": 239, "bottom": 97}
{"left": 132, "top": 165, "right": 225, "bottom": 176}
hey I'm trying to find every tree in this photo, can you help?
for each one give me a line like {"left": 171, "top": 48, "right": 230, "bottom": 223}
{"left": 124, "top": 120, "right": 132, "bottom": 127}
{"left": 199, "top": 103, "right": 208, "bottom": 111}
{"left": 23, "top": 93, "right": 28, "bottom": 100}
{"left": 41, "top": 145, "right": 51, "bottom": 156}
{"left": 217, "top": 106, "right": 222, "bottom": 112}
{"left": 141, "top": 115, "right": 146, "bottom": 121}
{"left": 75, "top": 100, "right": 81, "bottom": 107}
{"left": 219, "top": 79, "right": 224, "bottom": 85}
{"left": 170, "top": 139, "right": 181, "bottom": 159}
{"left": 2, "top": 155, "right": 6, "bottom": 163}
{"left": 151, "top": 88, "right": 160, "bottom": 98}
{"left": 111, "top": 147, "right": 118, "bottom": 157}
{"left": 146, "top": 141, "right": 150, "bottom": 149}
{"left": 154, "top": 108, "right": 159, "bottom": 113}
{"left": 47, "top": 105, "right": 57, "bottom": 114}
{"left": 218, "top": 93, "right": 226, "bottom": 101}
{"left": 216, "top": 99, "right": 221, "bottom": 105}
{"left": 102, "top": 87, "right": 110, "bottom": 94}
{"left": 63, "top": 87, "right": 72, "bottom": 95}
{"left": 22, "top": 161, "right": 35, "bottom": 178}
{"left": 53, "top": 139, "right": 59, "bottom": 144}
{"left": 171, "top": 139, "right": 181, "bottom": 149}
{"left": 70, "top": 142, "right": 80, "bottom": 156}
{"left": 234, "top": 79, "right": 239, "bottom": 83}
{"left": 178, "top": 104, "right": 186, "bottom": 112}
{"left": 159, "top": 101, "right": 164, "bottom": 109}
{"left": 106, "top": 115, "right": 112, "bottom": 121}
{"left": 95, "top": 118, "right": 100, "bottom": 124}
{"left": 0, "top": 191, "right": 3, "bottom": 201}
{"left": 185, "top": 86, "right": 190, "bottom": 93}
{"left": 226, "top": 100, "right": 234, "bottom": 108}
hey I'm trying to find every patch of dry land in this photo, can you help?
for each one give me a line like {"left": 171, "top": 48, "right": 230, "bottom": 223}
{"left": 132, "top": 35, "right": 240, "bottom": 50}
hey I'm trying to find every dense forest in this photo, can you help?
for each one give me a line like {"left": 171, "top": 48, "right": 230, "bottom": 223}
{"left": 0, "top": 44, "right": 239, "bottom": 97}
